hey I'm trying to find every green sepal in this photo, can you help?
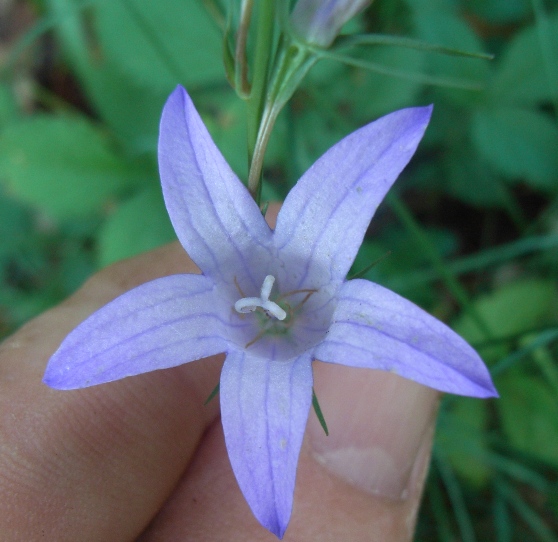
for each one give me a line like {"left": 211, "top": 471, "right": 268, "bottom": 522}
{"left": 349, "top": 250, "right": 392, "bottom": 280}
{"left": 204, "top": 382, "right": 220, "bottom": 405}
{"left": 312, "top": 388, "right": 329, "bottom": 436}
{"left": 334, "top": 33, "right": 494, "bottom": 61}
{"left": 313, "top": 47, "right": 486, "bottom": 90}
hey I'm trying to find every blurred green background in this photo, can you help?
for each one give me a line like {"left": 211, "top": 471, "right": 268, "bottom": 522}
{"left": 1, "top": 0, "right": 557, "bottom": 539}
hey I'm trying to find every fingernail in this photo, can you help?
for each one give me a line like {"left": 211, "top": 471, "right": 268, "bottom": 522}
{"left": 309, "top": 364, "right": 438, "bottom": 501}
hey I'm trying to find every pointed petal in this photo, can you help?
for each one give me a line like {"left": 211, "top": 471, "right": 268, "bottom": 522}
{"left": 44, "top": 275, "right": 228, "bottom": 389}
{"left": 158, "top": 86, "right": 273, "bottom": 290}
{"left": 315, "top": 280, "right": 497, "bottom": 397}
{"left": 274, "top": 106, "right": 432, "bottom": 289}
{"left": 220, "top": 350, "right": 313, "bottom": 538}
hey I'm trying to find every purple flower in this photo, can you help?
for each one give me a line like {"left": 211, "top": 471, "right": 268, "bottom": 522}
{"left": 290, "top": 0, "right": 371, "bottom": 47}
{"left": 44, "top": 86, "right": 496, "bottom": 539}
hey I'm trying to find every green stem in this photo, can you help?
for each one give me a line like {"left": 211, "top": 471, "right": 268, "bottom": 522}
{"left": 246, "top": 0, "right": 276, "bottom": 202}
{"left": 234, "top": 0, "right": 254, "bottom": 97}
{"left": 247, "top": 42, "right": 315, "bottom": 200}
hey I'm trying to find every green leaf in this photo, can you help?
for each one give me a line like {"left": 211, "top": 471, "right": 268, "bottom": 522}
{"left": 97, "top": 186, "right": 176, "bottom": 267}
{"left": 336, "top": 46, "right": 424, "bottom": 119}
{"left": 489, "top": 13, "right": 558, "bottom": 105}
{"left": 437, "top": 398, "right": 492, "bottom": 488}
{"left": 467, "top": 0, "right": 530, "bottom": 24}
{"left": 471, "top": 107, "right": 558, "bottom": 192}
{"left": 85, "top": 61, "right": 170, "bottom": 153}
{"left": 445, "top": 143, "right": 508, "bottom": 207}
{"left": 412, "top": 9, "right": 490, "bottom": 104}
{"left": 498, "top": 373, "right": 558, "bottom": 466}
{"left": 200, "top": 93, "right": 249, "bottom": 181}
{"left": 0, "top": 82, "right": 19, "bottom": 125}
{"left": 0, "top": 115, "right": 135, "bottom": 219}
{"left": 0, "top": 191, "right": 31, "bottom": 259}
{"left": 94, "top": 0, "right": 223, "bottom": 91}
{"left": 350, "top": 228, "right": 456, "bottom": 308}
{"left": 45, "top": 0, "right": 169, "bottom": 152}
{"left": 454, "top": 279, "right": 558, "bottom": 361}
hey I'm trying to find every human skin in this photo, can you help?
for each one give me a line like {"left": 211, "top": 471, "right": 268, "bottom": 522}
{"left": 0, "top": 209, "right": 438, "bottom": 541}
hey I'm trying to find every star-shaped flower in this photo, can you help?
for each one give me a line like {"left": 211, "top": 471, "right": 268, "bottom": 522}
{"left": 44, "top": 86, "right": 497, "bottom": 539}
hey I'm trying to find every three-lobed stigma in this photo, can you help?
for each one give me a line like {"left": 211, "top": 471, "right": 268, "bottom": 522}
{"left": 234, "top": 275, "right": 287, "bottom": 321}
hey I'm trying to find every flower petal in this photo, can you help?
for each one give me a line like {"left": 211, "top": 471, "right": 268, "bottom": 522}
{"left": 220, "top": 349, "right": 313, "bottom": 538}
{"left": 274, "top": 106, "right": 432, "bottom": 289}
{"left": 314, "top": 279, "right": 498, "bottom": 397}
{"left": 44, "top": 274, "right": 228, "bottom": 389}
{"left": 158, "top": 86, "right": 273, "bottom": 290}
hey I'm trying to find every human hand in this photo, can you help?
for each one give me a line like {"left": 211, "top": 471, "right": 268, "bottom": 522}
{"left": 0, "top": 239, "right": 438, "bottom": 541}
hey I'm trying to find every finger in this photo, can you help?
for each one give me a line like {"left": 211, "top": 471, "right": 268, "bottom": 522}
{"left": 137, "top": 363, "right": 438, "bottom": 541}
{"left": 0, "top": 242, "right": 223, "bottom": 541}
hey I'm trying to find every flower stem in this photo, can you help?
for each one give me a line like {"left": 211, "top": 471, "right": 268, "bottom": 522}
{"left": 246, "top": 1, "right": 275, "bottom": 202}
{"left": 234, "top": 0, "right": 254, "bottom": 97}
{"left": 247, "top": 40, "right": 316, "bottom": 201}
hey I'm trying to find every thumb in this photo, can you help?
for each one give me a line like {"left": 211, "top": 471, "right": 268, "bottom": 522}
{"left": 301, "top": 362, "right": 439, "bottom": 540}
{"left": 138, "top": 358, "right": 438, "bottom": 541}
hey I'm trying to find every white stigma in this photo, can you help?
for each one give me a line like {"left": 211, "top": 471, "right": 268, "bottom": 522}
{"left": 234, "top": 275, "right": 287, "bottom": 321}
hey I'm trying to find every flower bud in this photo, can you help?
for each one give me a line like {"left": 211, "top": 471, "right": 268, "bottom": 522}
{"left": 290, "top": 0, "right": 371, "bottom": 47}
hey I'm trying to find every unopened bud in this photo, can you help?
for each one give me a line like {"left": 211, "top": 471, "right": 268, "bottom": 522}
{"left": 290, "top": 0, "right": 371, "bottom": 47}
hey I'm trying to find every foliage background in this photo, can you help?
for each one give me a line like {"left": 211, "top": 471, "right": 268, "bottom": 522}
{"left": 1, "top": 0, "right": 557, "bottom": 539}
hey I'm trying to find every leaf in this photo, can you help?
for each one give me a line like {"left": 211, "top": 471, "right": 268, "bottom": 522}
{"left": 454, "top": 279, "right": 558, "bottom": 361}
{"left": 0, "top": 82, "right": 19, "bottom": 125}
{"left": 97, "top": 186, "right": 176, "bottom": 267}
{"left": 85, "top": 60, "right": 170, "bottom": 154}
{"left": 200, "top": 93, "right": 249, "bottom": 181}
{"left": 46, "top": 0, "right": 169, "bottom": 153}
{"left": 350, "top": 229, "right": 456, "bottom": 307}
{"left": 498, "top": 373, "right": 558, "bottom": 466}
{"left": 471, "top": 107, "right": 558, "bottom": 192}
{"left": 445, "top": 143, "right": 509, "bottom": 207}
{"left": 332, "top": 46, "right": 424, "bottom": 119}
{"left": 0, "top": 191, "right": 31, "bottom": 259}
{"left": 412, "top": 9, "right": 490, "bottom": 104}
{"left": 468, "top": 0, "right": 530, "bottom": 24}
{"left": 93, "top": 0, "right": 223, "bottom": 91}
{"left": 489, "top": 13, "right": 558, "bottom": 105}
{"left": 0, "top": 115, "right": 136, "bottom": 219}
{"left": 437, "top": 398, "right": 492, "bottom": 488}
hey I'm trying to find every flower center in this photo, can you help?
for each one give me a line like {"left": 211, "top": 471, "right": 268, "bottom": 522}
{"left": 234, "top": 275, "right": 287, "bottom": 321}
